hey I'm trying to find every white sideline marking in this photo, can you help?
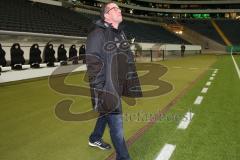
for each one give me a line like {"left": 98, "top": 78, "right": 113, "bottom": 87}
{"left": 209, "top": 77, "right": 214, "bottom": 80}
{"left": 155, "top": 144, "right": 176, "bottom": 160}
{"left": 189, "top": 67, "right": 198, "bottom": 70}
{"left": 231, "top": 54, "right": 240, "bottom": 79}
{"left": 206, "top": 81, "right": 212, "bottom": 86}
{"left": 173, "top": 66, "right": 182, "bottom": 69}
{"left": 212, "top": 73, "right": 216, "bottom": 77}
{"left": 201, "top": 87, "right": 208, "bottom": 93}
{"left": 177, "top": 112, "right": 195, "bottom": 129}
{"left": 194, "top": 96, "right": 203, "bottom": 105}
{"left": 213, "top": 70, "right": 218, "bottom": 74}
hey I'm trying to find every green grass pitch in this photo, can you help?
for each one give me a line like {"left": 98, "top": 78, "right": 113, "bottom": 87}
{"left": 1, "top": 55, "right": 239, "bottom": 160}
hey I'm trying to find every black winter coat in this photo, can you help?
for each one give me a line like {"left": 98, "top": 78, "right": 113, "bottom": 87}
{"left": 43, "top": 44, "right": 56, "bottom": 63}
{"left": 0, "top": 44, "right": 7, "bottom": 67}
{"left": 86, "top": 20, "right": 142, "bottom": 113}
{"left": 29, "top": 44, "right": 42, "bottom": 64}
{"left": 69, "top": 45, "right": 77, "bottom": 60}
{"left": 79, "top": 44, "right": 86, "bottom": 61}
{"left": 10, "top": 43, "right": 25, "bottom": 66}
{"left": 57, "top": 44, "right": 67, "bottom": 62}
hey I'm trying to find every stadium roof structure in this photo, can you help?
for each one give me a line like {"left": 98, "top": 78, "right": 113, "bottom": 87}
{"left": 135, "top": 0, "right": 240, "bottom": 5}
{"left": 95, "top": 0, "right": 240, "bottom": 13}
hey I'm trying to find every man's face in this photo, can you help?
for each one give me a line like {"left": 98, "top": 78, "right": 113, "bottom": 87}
{"left": 105, "top": 3, "right": 122, "bottom": 24}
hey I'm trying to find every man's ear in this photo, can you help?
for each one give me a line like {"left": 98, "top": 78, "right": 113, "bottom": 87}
{"left": 104, "top": 13, "right": 109, "bottom": 21}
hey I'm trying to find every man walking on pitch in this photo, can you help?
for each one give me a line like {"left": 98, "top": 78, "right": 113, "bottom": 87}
{"left": 85, "top": 2, "right": 142, "bottom": 160}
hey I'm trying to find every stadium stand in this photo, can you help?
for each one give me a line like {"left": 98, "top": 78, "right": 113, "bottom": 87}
{"left": 0, "top": 0, "right": 188, "bottom": 43}
{"left": 215, "top": 19, "right": 240, "bottom": 45}
{"left": 0, "top": 0, "right": 84, "bottom": 36}
{"left": 123, "top": 20, "right": 188, "bottom": 43}
{"left": 178, "top": 19, "right": 225, "bottom": 45}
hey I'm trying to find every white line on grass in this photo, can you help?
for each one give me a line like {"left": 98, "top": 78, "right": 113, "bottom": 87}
{"left": 206, "top": 81, "right": 212, "bottom": 86}
{"left": 231, "top": 54, "right": 240, "bottom": 79}
{"left": 213, "top": 70, "right": 218, "bottom": 74}
{"left": 189, "top": 67, "right": 198, "bottom": 70}
{"left": 209, "top": 77, "right": 214, "bottom": 80}
{"left": 172, "top": 66, "right": 182, "bottom": 69}
{"left": 194, "top": 96, "right": 203, "bottom": 105}
{"left": 177, "top": 112, "right": 195, "bottom": 129}
{"left": 201, "top": 87, "right": 208, "bottom": 93}
{"left": 212, "top": 73, "right": 216, "bottom": 77}
{"left": 155, "top": 144, "right": 176, "bottom": 160}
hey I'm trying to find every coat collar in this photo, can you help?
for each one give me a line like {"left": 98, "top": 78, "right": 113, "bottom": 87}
{"left": 95, "top": 19, "right": 124, "bottom": 33}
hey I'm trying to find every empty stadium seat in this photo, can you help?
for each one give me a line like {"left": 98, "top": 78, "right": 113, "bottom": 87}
{"left": 178, "top": 19, "right": 225, "bottom": 45}
{"left": 0, "top": 0, "right": 188, "bottom": 43}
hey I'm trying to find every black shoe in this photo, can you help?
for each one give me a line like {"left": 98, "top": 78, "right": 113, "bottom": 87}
{"left": 88, "top": 139, "right": 111, "bottom": 150}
